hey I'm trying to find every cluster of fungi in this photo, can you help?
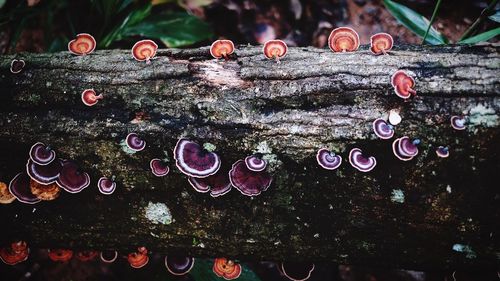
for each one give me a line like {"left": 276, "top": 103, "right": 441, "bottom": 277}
{"left": 3, "top": 26, "right": 474, "bottom": 281}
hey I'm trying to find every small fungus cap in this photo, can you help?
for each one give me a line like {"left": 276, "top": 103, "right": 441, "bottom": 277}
{"left": 328, "top": 27, "right": 360, "bottom": 52}
{"left": 370, "top": 33, "right": 394, "bottom": 55}
{"left": 450, "top": 116, "right": 466, "bottom": 130}
{"left": 132, "top": 39, "right": 158, "bottom": 62}
{"left": 9, "top": 173, "right": 41, "bottom": 204}
{"left": 188, "top": 169, "right": 232, "bottom": 197}
{"left": 0, "top": 241, "right": 29, "bottom": 265}
{"left": 244, "top": 155, "right": 268, "bottom": 172}
{"left": 48, "top": 249, "right": 73, "bottom": 262}
{"left": 281, "top": 262, "right": 316, "bottom": 281}
{"left": 213, "top": 258, "right": 242, "bottom": 280}
{"left": 165, "top": 256, "right": 195, "bottom": 276}
{"left": 174, "top": 139, "right": 221, "bottom": 178}
{"left": 436, "top": 146, "right": 450, "bottom": 158}
{"left": 316, "top": 149, "right": 342, "bottom": 170}
{"left": 348, "top": 148, "right": 377, "bottom": 172}
{"left": 126, "top": 133, "right": 146, "bottom": 152}
{"left": 76, "top": 251, "right": 98, "bottom": 262}
{"left": 29, "top": 142, "right": 56, "bottom": 166}
{"left": 30, "top": 180, "right": 60, "bottom": 201}
{"left": 100, "top": 250, "right": 118, "bottom": 263}
{"left": 81, "top": 89, "right": 103, "bottom": 106}
{"left": 150, "top": 159, "right": 170, "bottom": 177}
{"left": 210, "top": 40, "right": 235, "bottom": 59}
{"left": 0, "top": 181, "right": 16, "bottom": 204}
{"left": 56, "top": 160, "right": 90, "bottom": 193}
{"left": 97, "top": 177, "right": 116, "bottom": 195}
{"left": 229, "top": 159, "right": 272, "bottom": 197}
{"left": 391, "top": 70, "right": 416, "bottom": 99}
{"left": 26, "top": 159, "right": 62, "bottom": 185}
{"left": 68, "top": 33, "right": 96, "bottom": 55}
{"left": 372, "top": 118, "right": 394, "bottom": 139}
{"left": 10, "top": 59, "right": 25, "bottom": 74}
{"left": 263, "top": 39, "right": 288, "bottom": 59}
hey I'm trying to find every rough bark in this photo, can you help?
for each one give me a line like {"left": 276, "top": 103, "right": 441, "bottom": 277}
{"left": 0, "top": 44, "right": 499, "bottom": 270}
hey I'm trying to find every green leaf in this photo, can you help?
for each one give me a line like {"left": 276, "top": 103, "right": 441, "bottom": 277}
{"left": 0, "top": 0, "right": 6, "bottom": 9}
{"left": 120, "top": 12, "right": 213, "bottom": 47}
{"left": 458, "top": 27, "right": 500, "bottom": 44}
{"left": 488, "top": 10, "right": 500, "bottom": 23}
{"left": 383, "top": 0, "right": 448, "bottom": 45}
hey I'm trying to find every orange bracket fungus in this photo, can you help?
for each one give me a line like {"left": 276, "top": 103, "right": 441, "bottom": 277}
{"left": 0, "top": 181, "right": 16, "bottom": 204}
{"left": 10, "top": 59, "right": 25, "bottom": 74}
{"left": 68, "top": 33, "right": 96, "bottom": 56}
{"left": 263, "top": 39, "right": 288, "bottom": 63}
{"left": 0, "top": 241, "right": 29, "bottom": 266}
{"left": 328, "top": 27, "right": 360, "bottom": 53}
{"left": 127, "top": 247, "right": 149, "bottom": 268}
{"left": 30, "top": 180, "right": 60, "bottom": 201}
{"left": 212, "top": 258, "right": 242, "bottom": 280}
{"left": 81, "top": 89, "right": 103, "bottom": 107}
{"left": 210, "top": 39, "right": 235, "bottom": 60}
{"left": 48, "top": 249, "right": 73, "bottom": 262}
{"left": 132, "top": 39, "right": 158, "bottom": 63}
{"left": 76, "top": 251, "right": 98, "bottom": 262}
{"left": 370, "top": 32, "right": 394, "bottom": 55}
{"left": 391, "top": 70, "right": 416, "bottom": 99}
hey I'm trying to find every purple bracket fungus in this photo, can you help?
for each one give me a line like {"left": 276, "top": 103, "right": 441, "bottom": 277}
{"left": 316, "top": 148, "right": 342, "bottom": 170}
{"left": 126, "top": 133, "right": 146, "bottom": 152}
{"left": 188, "top": 169, "right": 232, "bottom": 197}
{"left": 349, "top": 148, "right": 377, "bottom": 172}
{"left": 150, "top": 159, "right": 170, "bottom": 177}
{"left": 372, "top": 118, "right": 394, "bottom": 139}
{"left": 451, "top": 115, "right": 467, "bottom": 130}
{"left": 280, "top": 262, "right": 315, "bottom": 281}
{"left": 29, "top": 142, "right": 56, "bottom": 165}
{"left": 391, "top": 70, "right": 416, "bottom": 99}
{"left": 263, "top": 39, "right": 288, "bottom": 63}
{"left": 26, "top": 159, "right": 62, "bottom": 185}
{"left": 68, "top": 33, "right": 96, "bottom": 56}
{"left": 132, "top": 39, "right": 158, "bottom": 63}
{"left": 8, "top": 173, "right": 41, "bottom": 204}
{"left": 229, "top": 159, "right": 272, "bottom": 197}
{"left": 210, "top": 40, "right": 235, "bottom": 60}
{"left": 100, "top": 250, "right": 118, "bottom": 263}
{"left": 244, "top": 154, "right": 268, "bottom": 172}
{"left": 370, "top": 33, "right": 394, "bottom": 55}
{"left": 97, "top": 176, "right": 116, "bottom": 195}
{"left": 436, "top": 146, "right": 450, "bottom": 158}
{"left": 81, "top": 89, "right": 103, "bottom": 107}
{"left": 174, "top": 139, "right": 221, "bottom": 178}
{"left": 328, "top": 27, "right": 360, "bottom": 52}
{"left": 56, "top": 160, "right": 90, "bottom": 193}
{"left": 392, "top": 137, "right": 420, "bottom": 161}
{"left": 164, "top": 256, "right": 195, "bottom": 276}
{"left": 10, "top": 59, "right": 25, "bottom": 74}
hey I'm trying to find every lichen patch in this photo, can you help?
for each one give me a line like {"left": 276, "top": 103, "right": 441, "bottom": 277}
{"left": 144, "top": 202, "right": 172, "bottom": 225}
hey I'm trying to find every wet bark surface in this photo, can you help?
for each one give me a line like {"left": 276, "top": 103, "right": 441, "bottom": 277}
{"left": 0, "top": 44, "right": 499, "bottom": 270}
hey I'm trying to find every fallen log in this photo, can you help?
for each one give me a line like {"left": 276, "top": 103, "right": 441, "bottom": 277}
{"left": 0, "top": 44, "right": 499, "bottom": 270}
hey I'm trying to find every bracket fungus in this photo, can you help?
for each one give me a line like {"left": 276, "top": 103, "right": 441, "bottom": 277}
{"left": 188, "top": 169, "right": 232, "bottom": 197}
{"left": 229, "top": 159, "right": 272, "bottom": 197}
{"left": 316, "top": 148, "right": 342, "bottom": 170}
{"left": 451, "top": 115, "right": 467, "bottom": 130}
{"left": 81, "top": 89, "right": 103, "bottom": 107}
{"left": 165, "top": 256, "right": 195, "bottom": 276}
{"left": 48, "top": 249, "right": 73, "bottom": 262}
{"left": 97, "top": 176, "right": 116, "bottom": 195}
{"left": 436, "top": 146, "right": 450, "bottom": 158}
{"left": 370, "top": 33, "right": 394, "bottom": 55}
{"left": 213, "top": 258, "right": 242, "bottom": 280}
{"left": 127, "top": 247, "right": 149, "bottom": 268}
{"left": 10, "top": 59, "right": 25, "bottom": 74}
{"left": 280, "top": 262, "right": 315, "bottom": 281}
{"left": 56, "top": 160, "right": 91, "bottom": 193}
{"left": 30, "top": 181, "right": 60, "bottom": 201}
{"left": 391, "top": 70, "right": 416, "bottom": 99}
{"left": 0, "top": 241, "right": 29, "bottom": 266}
{"left": 0, "top": 181, "right": 16, "bottom": 204}
{"left": 174, "top": 139, "right": 221, "bottom": 178}
{"left": 392, "top": 137, "right": 420, "bottom": 161}
{"left": 100, "top": 250, "right": 118, "bottom": 263}
{"left": 29, "top": 142, "right": 56, "bottom": 165}
{"left": 328, "top": 27, "right": 360, "bottom": 52}
{"left": 68, "top": 33, "right": 96, "bottom": 56}
{"left": 9, "top": 173, "right": 41, "bottom": 204}
{"left": 372, "top": 118, "right": 395, "bottom": 139}
{"left": 150, "top": 159, "right": 170, "bottom": 177}
{"left": 244, "top": 154, "right": 268, "bottom": 172}
{"left": 263, "top": 39, "right": 288, "bottom": 62}
{"left": 75, "top": 251, "right": 98, "bottom": 262}
{"left": 210, "top": 39, "right": 235, "bottom": 60}
{"left": 132, "top": 39, "right": 158, "bottom": 63}
{"left": 349, "top": 148, "right": 377, "bottom": 172}
{"left": 126, "top": 133, "right": 146, "bottom": 152}
{"left": 26, "top": 159, "right": 62, "bottom": 185}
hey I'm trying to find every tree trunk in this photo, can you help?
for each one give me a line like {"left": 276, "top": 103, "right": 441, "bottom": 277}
{"left": 0, "top": 44, "right": 499, "bottom": 270}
